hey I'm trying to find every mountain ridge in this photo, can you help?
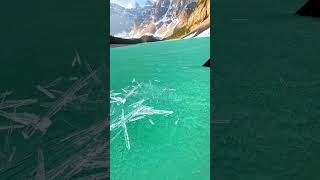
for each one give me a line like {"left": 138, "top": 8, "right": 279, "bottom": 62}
{"left": 111, "top": 0, "right": 210, "bottom": 39}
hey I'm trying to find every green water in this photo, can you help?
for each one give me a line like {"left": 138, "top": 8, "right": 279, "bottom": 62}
{"left": 110, "top": 38, "right": 210, "bottom": 180}
{"left": 213, "top": 0, "right": 320, "bottom": 179}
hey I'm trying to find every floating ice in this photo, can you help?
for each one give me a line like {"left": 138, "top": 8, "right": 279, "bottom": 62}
{"left": 44, "top": 69, "right": 98, "bottom": 119}
{"left": 110, "top": 96, "right": 126, "bottom": 105}
{"left": 43, "top": 77, "right": 63, "bottom": 88}
{"left": 7, "top": 147, "right": 16, "bottom": 162}
{"left": 0, "top": 107, "right": 52, "bottom": 138}
{"left": 47, "top": 121, "right": 107, "bottom": 179}
{"left": 69, "top": 77, "right": 78, "bottom": 81}
{"left": 175, "top": 117, "right": 180, "bottom": 125}
{"left": 121, "top": 88, "right": 128, "bottom": 93}
{"left": 149, "top": 119, "right": 155, "bottom": 125}
{"left": 162, "top": 88, "right": 176, "bottom": 93}
{"left": 84, "top": 60, "right": 102, "bottom": 85}
{"left": 0, "top": 125, "right": 25, "bottom": 130}
{"left": 0, "top": 91, "right": 12, "bottom": 98}
{"left": 36, "top": 85, "right": 56, "bottom": 99}
{"left": 0, "top": 91, "right": 12, "bottom": 103}
{"left": 49, "top": 89, "right": 64, "bottom": 95}
{"left": 110, "top": 79, "right": 175, "bottom": 150}
{"left": 34, "top": 149, "right": 46, "bottom": 180}
{"left": 72, "top": 50, "right": 81, "bottom": 67}
{"left": 0, "top": 52, "right": 107, "bottom": 178}
{"left": 124, "top": 86, "right": 138, "bottom": 99}
{"left": 129, "top": 99, "right": 145, "bottom": 108}
{"left": 0, "top": 99, "right": 38, "bottom": 110}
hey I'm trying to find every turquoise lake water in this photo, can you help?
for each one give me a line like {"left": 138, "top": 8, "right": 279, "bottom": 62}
{"left": 110, "top": 37, "right": 210, "bottom": 180}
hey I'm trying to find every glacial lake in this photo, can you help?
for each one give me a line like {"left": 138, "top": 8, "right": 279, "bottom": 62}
{"left": 110, "top": 37, "right": 210, "bottom": 180}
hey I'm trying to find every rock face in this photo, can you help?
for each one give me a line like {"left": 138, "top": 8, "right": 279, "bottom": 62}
{"left": 129, "top": 0, "right": 198, "bottom": 38}
{"left": 296, "top": 0, "right": 320, "bottom": 17}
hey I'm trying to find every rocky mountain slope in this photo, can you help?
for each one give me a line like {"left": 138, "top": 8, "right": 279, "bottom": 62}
{"left": 129, "top": 0, "right": 198, "bottom": 38}
{"left": 168, "top": 0, "right": 210, "bottom": 39}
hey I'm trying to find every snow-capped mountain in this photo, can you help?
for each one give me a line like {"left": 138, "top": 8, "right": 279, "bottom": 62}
{"left": 110, "top": 0, "right": 210, "bottom": 39}
{"left": 110, "top": 0, "right": 140, "bottom": 9}
{"left": 129, "top": 0, "right": 198, "bottom": 38}
{"left": 110, "top": 3, "right": 142, "bottom": 36}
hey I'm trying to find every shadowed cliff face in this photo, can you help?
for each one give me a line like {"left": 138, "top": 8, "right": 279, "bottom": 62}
{"left": 296, "top": 0, "right": 320, "bottom": 17}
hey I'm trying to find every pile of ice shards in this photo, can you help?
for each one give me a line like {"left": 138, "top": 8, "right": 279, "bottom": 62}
{"left": 110, "top": 79, "right": 174, "bottom": 150}
{"left": 0, "top": 51, "right": 108, "bottom": 179}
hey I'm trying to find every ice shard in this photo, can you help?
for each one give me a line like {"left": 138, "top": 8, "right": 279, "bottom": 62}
{"left": 72, "top": 50, "right": 82, "bottom": 67}
{"left": 36, "top": 85, "right": 56, "bottom": 99}
{"left": 110, "top": 81, "right": 174, "bottom": 150}
{"left": 43, "top": 77, "right": 63, "bottom": 89}
{"left": 35, "top": 149, "right": 46, "bottom": 180}
{"left": 0, "top": 99, "right": 38, "bottom": 110}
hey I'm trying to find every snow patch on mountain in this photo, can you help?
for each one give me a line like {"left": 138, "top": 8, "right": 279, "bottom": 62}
{"left": 195, "top": 28, "right": 210, "bottom": 38}
{"left": 183, "top": 32, "right": 197, "bottom": 39}
{"left": 183, "top": 28, "right": 210, "bottom": 39}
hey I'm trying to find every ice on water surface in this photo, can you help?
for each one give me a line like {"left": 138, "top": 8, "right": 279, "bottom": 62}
{"left": 110, "top": 79, "right": 175, "bottom": 150}
{"left": 110, "top": 37, "right": 210, "bottom": 180}
{"left": 0, "top": 51, "right": 108, "bottom": 179}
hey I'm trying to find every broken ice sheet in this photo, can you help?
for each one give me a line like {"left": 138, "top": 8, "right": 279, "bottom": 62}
{"left": 0, "top": 91, "right": 12, "bottom": 103}
{"left": 34, "top": 149, "right": 46, "bottom": 180}
{"left": 0, "top": 99, "right": 38, "bottom": 110}
{"left": 0, "top": 54, "right": 108, "bottom": 179}
{"left": 110, "top": 79, "right": 175, "bottom": 150}
{"left": 46, "top": 123, "right": 108, "bottom": 180}
{"left": 36, "top": 85, "right": 56, "bottom": 99}
{"left": 43, "top": 77, "right": 63, "bottom": 89}
{"left": 0, "top": 125, "right": 24, "bottom": 131}
{"left": 72, "top": 50, "right": 82, "bottom": 67}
